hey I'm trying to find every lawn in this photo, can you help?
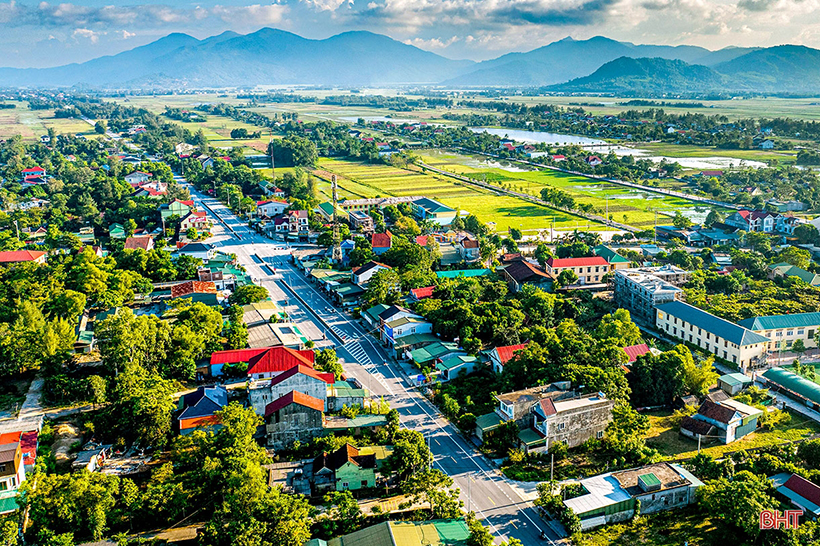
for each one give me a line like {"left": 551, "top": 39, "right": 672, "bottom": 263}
{"left": 420, "top": 150, "right": 727, "bottom": 229}
{"left": 575, "top": 506, "right": 728, "bottom": 546}
{"left": 316, "top": 157, "right": 603, "bottom": 233}
{"left": 635, "top": 142, "right": 798, "bottom": 165}
{"left": 645, "top": 408, "right": 820, "bottom": 460}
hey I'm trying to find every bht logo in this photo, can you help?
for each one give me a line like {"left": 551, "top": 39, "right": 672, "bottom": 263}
{"left": 760, "top": 510, "right": 802, "bottom": 530}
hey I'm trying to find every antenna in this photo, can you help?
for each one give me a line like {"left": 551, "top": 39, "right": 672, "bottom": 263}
{"left": 331, "top": 175, "right": 343, "bottom": 263}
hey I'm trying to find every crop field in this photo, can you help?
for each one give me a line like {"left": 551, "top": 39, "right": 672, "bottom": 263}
{"left": 420, "top": 150, "right": 728, "bottom": 228}
{"left": 315, "top": 157, "right": 601, "bottom": 233}
{"left": 0, "top": 101, "right": 97, "bottom": 141}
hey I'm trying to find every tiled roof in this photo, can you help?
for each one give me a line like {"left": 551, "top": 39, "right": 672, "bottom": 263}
{"left": 657, "top": 301, "right": 770, "bottom": 346}
{"left": 171, "top": 280, "right": 217, "bottom": 298}
{"left": 546, "top": 256, "right": 608, "bottom": 268}
{"left": 680, "top": 415, "right": 713, "bottom": 436}
{"left": 460, "top": 238, "right": 479, "bottom": 249}
{"left": 501, "top": 260, "right": 552, "bottom": 283}
{"left": 314, "top": 443, "right": 376, "bottom": 473}
{"left": 264, "top": 391, "right": 324, "bottom": 416}
{"left": 739, "top": 312, "right": 820, "bottom": 331}
{"left": 371, "top": 231, "right": 392, "bottom": 248}
{"left": 179, "top": 385, "right": 227, "bottom": 420}
{"left": 246, "top": 347, "right": 316, "bottom": 376}
{"left": 410, "top": 286, "right": 435, "bottom": 300}
{"left": 123, "top": 236, "right": 153, "bottom": 251}
{"left": 782, "top": 474, "right": 820, "bottom": 509}
{"left": 494, "top": 343, "right": 529, "bottom": 364}
{"left": 210, "top": 348, "right": 269, "bottom": 365}
{"left": 268, "top": 364, "right": 334, "bottom": 387}
{"left": 697, "top": 400, "right": 738, "bottom": 425}
{"left": 356, "top": 261, "right": 391, "bottom": 276}
{"left": 623, "top": 343, "right": 651, "bottom": 363}
{"left": 539, "top": 398, "right": 556, "bottom": 417}
{"left": 594, "top": 244, "right": 630, "bottom": 263}
{"left": 0, "top": 250, "right": 46, "bottom": 263}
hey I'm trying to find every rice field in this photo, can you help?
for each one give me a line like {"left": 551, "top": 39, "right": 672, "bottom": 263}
{"left": 0, "top": 101, "right": 97, "bottom": 141}
{"left": 420, "top": 150, "right": 730, "bottom": 229}
{"left": 316, "top": 157, "right": 603, "bottom": 233}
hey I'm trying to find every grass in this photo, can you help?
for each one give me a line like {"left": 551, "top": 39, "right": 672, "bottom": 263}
{"left": 636, "top": 142, "right": 798, "bottom": 165}
{"left": 575, "top": 506, "right": 728, "bottom": 546}
{"left": 420, "top": 150, "right": 728, "bottom": 229}
{"left": 0, "top": 101, "right": 96, "bottom": 141}
{"left": 645, "top": 408, "right": 820, "bottom": 460}
{"left": 315, "top": 157, "right": 603, "bottom": 233}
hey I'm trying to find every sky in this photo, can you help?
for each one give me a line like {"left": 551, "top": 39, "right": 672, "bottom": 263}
{"left": 2, "top": 0, "right": 820, "bottom": 67}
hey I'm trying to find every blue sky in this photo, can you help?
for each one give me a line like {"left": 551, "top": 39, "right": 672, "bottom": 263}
{"left": 2, "top": 0, "right": 820, "bottom": 67}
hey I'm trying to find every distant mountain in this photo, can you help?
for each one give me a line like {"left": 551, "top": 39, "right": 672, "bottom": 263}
{"left": 549, "top": 57, "right": 728, "bottom": 94}
{"left": 693, "top": 46, "right": 760, "bottom": 66}
{"left": 715, "top": 45, "right": 820, "bottom": 92}
{"left": 442, "top": 36, "right": 712, "bottom": 87}
{"left": 0, "top": 29, "right": 475, "bottom": 88}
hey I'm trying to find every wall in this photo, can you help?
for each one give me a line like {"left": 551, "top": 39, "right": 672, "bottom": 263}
{"left": 335, "top": 462, "right": 376, "bottom": 491}
{"left": 265, "top": 405, "right": 324, "bottom": 449}
{"left": 635, "top": 485, "right": 693, "bottom": 515}
{"left": 250, "top": 376, "right": 328, "bottom": 415}
{"left": 545, "top": 401, "right": 615, "bottom": 449}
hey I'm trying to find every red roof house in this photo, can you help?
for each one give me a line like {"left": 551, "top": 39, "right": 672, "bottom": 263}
{"left": 372, "top": 231, "right": 393, "bottom": 254}
{"left": 410, "top": 286, "right": 435, "bottom": 301}
{"left": 170, "top": 280, "right": 217, "bottom": 299}
{"left": 123, "top": 235, "right": 154, "bottom": 251}
{"left": 264, "top": 391, "right": 325, "bottom": 416}
{"left": 622, "top": 343, "right": 651, "bottom": 363}
{"left": 489, "top": 342, "right": 529, "bottom": 373}
{"left": 0, "top": 250, "right": 47, "bottom": 265}
{"left": 268, "top": 364, "right": 335, "bottom": 387}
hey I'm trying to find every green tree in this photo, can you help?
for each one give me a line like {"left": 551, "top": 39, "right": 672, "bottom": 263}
{"left": 595, "top": 309, "right": 641, "bottom": 347}
{"left": 556, "top": 269, "right": 578, "bottom": 287}
{"left": 604, "top": 403, "right": 651, "bottom": 460}
{"left": 112, "top": 364, "right": 176, "bottom": 447}
{"left": 315, "top": 348, "right": 344, "bottom": 380}
{"left": 403, "top": 469, "right": 464, "bottom": 519}
{"left": 672, "top": 211, "right": 693, "bottom": 229}
{"left": 362, "top": 269, "right": 402, "bottom": 307}
{"left": 388, "top": 428, "right": 432, "bottom": 479}
{"left": 87, "top": 375, "right": 107, "bottom": 407}
{"left": 777, "top": 245, "right": 811, "bottom": 269}
{"left": 509, "top": 227, "right": 522, "bottom": 241}
{"left": 794, "top": 223, "right": 820, "bottom": 245}
{"left": 697, "top": 470, "right": 778, "bottom": 538}
{"left": 94, "top": 121, "right": 106, "bottom": 135}
{"left": 228, "top": 285, "right": 269, "bottom": 305}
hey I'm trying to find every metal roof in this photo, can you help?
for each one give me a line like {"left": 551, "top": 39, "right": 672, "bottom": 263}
{"left": 718, "top": 373, "right": 752, "bottom": 387}
{"left": 656, "top": 301, "right": 770, "bottom": 346}
{"left": 763, "top": 367, "right": 820, "bottom": 405}
{"left": 435, "top": 269, "right": 492, "bottom": 279}
{"left": 738, "top": 312, "right": 820, "bottom": 331}
{"left": 564, "top": 474, "right": 632, "bottom": 515}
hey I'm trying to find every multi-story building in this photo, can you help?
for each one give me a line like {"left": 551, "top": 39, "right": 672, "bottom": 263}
{"left": 613, "top": 269, "right": 683, "bottom": 323}
{"left": 0, "top": 442, "right": 26, "bottom": 515}
{"left": 738, "top": 312, "right": 820, "bottom": 353}
{"left": 545, "top": 256, "right": 609, "bottom": 284}
{"left": 655, "top": 301, "right": 770, "bottom": 370}
{"left": 531, "top": 395, "right": 615, "bottom": 452}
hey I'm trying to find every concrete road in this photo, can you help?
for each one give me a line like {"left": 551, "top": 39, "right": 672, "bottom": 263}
{"left": 178, "top": 174, "right": 557, "bottom": 544}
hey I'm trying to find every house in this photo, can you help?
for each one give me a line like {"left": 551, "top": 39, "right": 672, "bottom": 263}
{"left": 585, "top": 155, "right": 603, "bottom": 166}
{"left": 351, "top": 261, "right": 391, "bottom": 286}
{"left": 771, "top": 473, "right": 820, "bottom": 518}
{"left": 264, "top": 391, "right": 325, "bottom": 450}
{"left": 326, "top": 379, "right": 371, "bottom": 412}
{"left": 458, "top": 238, "right": 480, "bottom": 262}
{"left": 248, "top": 365, "right": 334, "bottom": 415}
{"left": 768, "top": 199, "right": 807, "bottom": 213}
{"left": 622, "top": 343, "right": 659, "bottom": 364}
{"left": 124, "top": 171, "right": 151, "bottom": 186}
{"left": 179, "top": 211, "right": 210, "bottom": 232}
{"left": 436, "top": 354, "right": 479, "bottom": 383}
{"left": 725, "top": 209, "right": 779, "bottom": 233}
{"left": 563, "top": 463, "right": 703, "bottom": 530}
{"left": 717, "top": 373, "right": 752, "bottom": 396}
{"left": 0, "top": 250, "right": 47, "bottom": 265}
{"left": 768, "top": 262, "right": 820, "bottom": 287}
{"left": 436, "top": 269, "right": 493, "bottom": 280}
{"left": 552, "top": 155, "right": 566, "bottom": 162}
{"left": 21, "top": 166, "right": 45, "bottom": 178}
{"left": 680, "top": 399, "right": 762, "bottom": 444}
{"left": 593, "top": 245, "right": 631, "bottom": 271}
{"left": 323, "top": 519, "right": 471, "bottom": 546}
{"left": 170, "top": 280, "right": 218, "bottom": 305}
{"left": 160, "top": 199, "right": 195, "bottom": 221}
{"left": 371, "top": 231, "right": 393, "bottom": 255}
{"left": 17, "top": 198, "right": 50, "bottom": 211}
{"left": 348, "top": 210, "right": 373, "bottom": 231}
{"left": 545, "top": 256, "right": 609, "bottom": 285}
{"left": 655, "top": 301, "right": 770, "bottom": 370}
{"left": 313, "top": 202, "right": 334, "bottom": 223}
{"left": 382, "top": 316, "right": 433, "bottom": 357}
{"left": 257, "top": 200, "right": 289, "bottom": 218}
{"left": 409, "top": 286, "right": 435, "bottom": 301}
{"left": 208, "top": 346, "right": 315, "bottom": 378}
{"left": 176, "top": 242, "right": 215, "bottom": 262}
{"left": 613, "top": 269, "right": 683, "bottom": 323}
{"left": 123, "top": 235, "right": 154, "bottom": 251}
{"left": 288, "top": 210, "right": 309, "bottom": 236}
{"left": 197, "top": 155, "right": 214, "bottom": 169}
{"left": 0, "top": 442, "right": 26, "bottom": 515}
{"left": 313, "top": 444, "right": 377, "bottom": 493}
{"left": 738, "top": 311, "right": 820, "bottom": 353}
{"left": 700, "top": 170, "right": 724, "bottom": 178}
{"left": 177, "top": 385, "right": 228, "bottom": 435}
{"left": 711, "top": 253, "right": 733, "bottom": 267}
{"left": 411, "top": 198, "right": 458, "bottom": 225}
{"left": 109, "top": 223, "right": 126, "bottom": 240}
{"left": 410, "top": 341, "right": 463, "bottom": 369}
{"left": 488, "top": 342, "right": 529, "bottom": 374}
{"left": 529, "top": 394, "right": 616, "bottom": 452}
{"left": 640, "top": 244, "right": 662, "bottom": 258}
{"left": 760, "top": 139, "right": 775, "bottom": 149}
{"left": 338, "top": 196, "right": 423, "bottom": 214}
{"left": 497, "top": 260, "right": 554, "bottom": 292}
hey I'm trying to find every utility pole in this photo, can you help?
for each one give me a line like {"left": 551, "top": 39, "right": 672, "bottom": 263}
{"left": 269, "top": 129, "right": 276, "bottom": 183}
{"left": 331, "top": 175, "right": 343, "bottom": 263}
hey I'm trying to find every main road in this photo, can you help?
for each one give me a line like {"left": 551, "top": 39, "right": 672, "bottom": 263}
{"left": 177, "top": 175, "right": 557, "bottom": 544}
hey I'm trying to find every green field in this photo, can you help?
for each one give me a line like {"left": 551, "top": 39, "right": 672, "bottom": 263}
{"left": 0, "top": 101, "right": 98, "bottom": 141}
{"left": 315, "top": 157, "right": 602, "bottom": 233}
{"left": 420, "top": 150, "right": 728, "bottom": 229}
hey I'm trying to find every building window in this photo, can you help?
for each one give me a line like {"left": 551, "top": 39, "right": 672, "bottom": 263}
{"left": 557, "top": 423, "right": 565, "bottom": 431}
{"left": 597, "top": 430, "right": 604, "bottom": 439}
{"left": 798, "top": 330, "right": 805, "bottom": 336}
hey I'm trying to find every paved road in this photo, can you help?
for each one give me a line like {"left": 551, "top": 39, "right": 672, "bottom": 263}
{"left": 178, "top": 174, "right": 557, "bottom": 544}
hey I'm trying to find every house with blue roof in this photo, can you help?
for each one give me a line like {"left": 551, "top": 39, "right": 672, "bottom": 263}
{"left": 177, "top": 385, "right": 228, "bottom": 435}
{"left": 655, "top": 301, "right": 769, "bottom": 370}
{"left": 739, "top": 311, "right": 820, "bottom": 353}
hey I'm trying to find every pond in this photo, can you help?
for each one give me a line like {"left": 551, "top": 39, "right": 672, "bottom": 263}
{"left": 469, "top": 127, "right": 606, "bottom": 146}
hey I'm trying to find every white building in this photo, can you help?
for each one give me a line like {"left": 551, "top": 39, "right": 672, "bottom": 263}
{"left": 738, "top": 312, "right": 820, "bottom": 353}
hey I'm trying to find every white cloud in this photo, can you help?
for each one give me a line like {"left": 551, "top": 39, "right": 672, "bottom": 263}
{"left": 301, "top": 0, "right": 355, "bottom": 11}
{"left": 404, "top": 35, "right": 460, "bottom": 49}
{"left": 119, "top": 30, "right": 136, "bottom": 39}
{"left": 72, "top": 27, "right": 101, "bottom": 43}
{"left": 211, "top": 3, "right": 289, "bottom": 25}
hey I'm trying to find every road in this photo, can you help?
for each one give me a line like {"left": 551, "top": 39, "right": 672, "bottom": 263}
{"left": 178, "top": 174, "right": 557, "bottom": 544}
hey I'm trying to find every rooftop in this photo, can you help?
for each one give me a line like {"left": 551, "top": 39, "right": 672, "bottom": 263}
{"left": 546, "top": 256, "right": 608, "bottom": 268}
{"left": 739, "top": 312, "right": 820, "bottom": 331}
{"left": 656, "top": 301, "right": 770, "bottom": 346}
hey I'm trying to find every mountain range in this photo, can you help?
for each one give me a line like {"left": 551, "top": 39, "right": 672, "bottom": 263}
{"left": 0, "top": 29, "right": 818, "bottom": 94}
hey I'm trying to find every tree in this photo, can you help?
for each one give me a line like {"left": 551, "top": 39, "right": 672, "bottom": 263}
{"left": 595, "top": 309, "right": 641, "bottom": 347}
{"left": 672, "top": 211, "right": 692, "bottom": 229}
{"left": 628, "top": 348, "right": 688, "bottom": 407}
{"left": 604, "top": 403, "right": 651, "bottom": 460}
{"left": 388, "top": 428, "right": 431, "bottom": 479}
{"left": 556, "top": 269, "right": 578, "bottom": 287}
{"left": 94, "top": 121, "right": 106, "bottom": 135}
{"left": 87, "top": 375, "right": 107, "bottom": 407}
{"left": 794, "top": 223, "right": 820, "bottom": 245}
{"left": 403, "top": 469, "right": 463, "bottom": 519}
{"left": 777, "top": 246, "right": 812, "bottom": 270}
{"left": 745, "top": 231, "right": 772, "bottom": 254}
{"left": 228, "top": 285, "right": 269, "bottom": 305}
{"left": 315, "top": 348, "right": 343, "bottom": 380}
{"left": 793, "top": 339, "right": 807, "bottom": 356}
{"left": 534, "top": 243, "right": 553, "bottom": 268}
{"left": 362, "top": 269, "right": 402, "bottom": 307}
{"left": 509, "top": 227, "right": 522, "bottom": 241}
{"left": 697, "top": 470, "right": 778, "bottom": 538}
{"left": 678, "top": 348, "right": 719, "bottom": 397}
{"left": 319, "top": 491, "right": 362, "bottom": 537}
{"left": 111, "top": 364, "right": 176, "bottom": 447}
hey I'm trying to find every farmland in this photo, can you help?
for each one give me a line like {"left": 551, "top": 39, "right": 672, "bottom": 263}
{"left": 420, "top": 150, "right": 728, "bottom": 229}
{"left": 0, "top": 101, "right": 98, "bottom": 141}
{"left": 315, "top": 157, "right": 602, "bottom": 233}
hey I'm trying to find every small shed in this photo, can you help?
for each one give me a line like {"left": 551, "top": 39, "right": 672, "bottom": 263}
{"left": 718, "top": 373, "right": 752, "bottom": 396}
